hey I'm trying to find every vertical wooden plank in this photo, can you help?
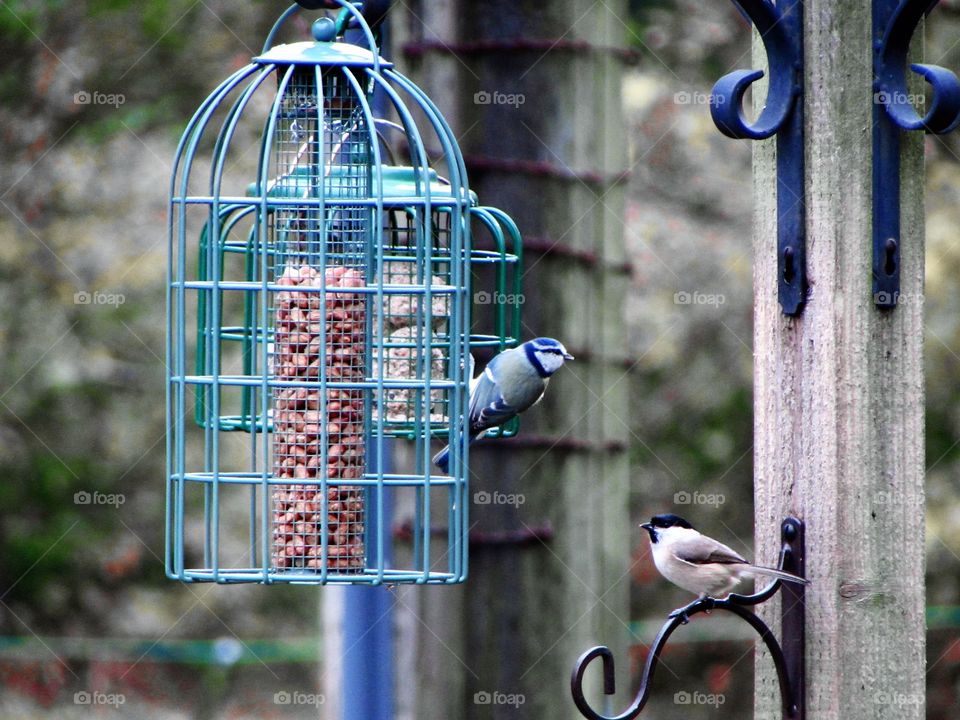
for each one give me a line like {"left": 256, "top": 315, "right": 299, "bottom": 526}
{"left": 753, "top": 3, "right": 925, "bottom": 719}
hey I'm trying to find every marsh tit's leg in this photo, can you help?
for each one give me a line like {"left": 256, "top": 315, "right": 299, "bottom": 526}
{"left": 668, "top": 596, "right": 715, "bottom": 624}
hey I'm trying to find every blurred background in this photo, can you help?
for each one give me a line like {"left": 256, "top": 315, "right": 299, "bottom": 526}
{"left": 1, "top": 0, "right": 958, "bottom": 717}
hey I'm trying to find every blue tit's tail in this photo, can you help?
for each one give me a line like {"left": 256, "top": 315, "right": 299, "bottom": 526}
{"left": 432, "top": 445, "right": 451, "bottom": 473}
{"left": 434, "top": 354, "right": 479, "bottom": 473}
{"left": 433, "top": 432, "right": 481, "bottom": 472}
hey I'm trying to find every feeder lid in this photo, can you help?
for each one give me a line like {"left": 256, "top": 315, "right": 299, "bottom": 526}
{"left": 250, "top": 165, "right": 478, "bottom": 205}
{"left": 373, "top": 166, "right": 477, "bottom": 204}
{"left": 254, "top": 40, "right": 391, "bottom": 68}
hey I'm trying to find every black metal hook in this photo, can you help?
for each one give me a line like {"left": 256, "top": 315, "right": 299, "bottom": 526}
{"left": 873, "top": 0, "right": 960, "bottom": 309}
{"left": 710, "top": 0, "right": 802, "bottom": 141}
{"left": 296, "top": 0, "right": 391, "bottom": 29}
{"left": 571, "top": 517, "right": 806, "bottom": 720}
{"left": 710, "top": 0, "right": 806, "bottom": 316}
{"left": 875, "top": 0, "right": 960, "bottom": 134}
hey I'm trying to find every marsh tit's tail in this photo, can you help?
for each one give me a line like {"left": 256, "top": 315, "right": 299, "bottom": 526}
{"left": 746, "top": 565, "right": 809, "bottom": 585}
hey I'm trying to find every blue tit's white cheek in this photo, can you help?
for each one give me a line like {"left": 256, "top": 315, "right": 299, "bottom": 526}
{"left": 535, "top": 350, "right": 566, "bottom": 375}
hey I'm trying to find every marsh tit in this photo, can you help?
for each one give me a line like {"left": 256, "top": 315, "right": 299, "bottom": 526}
{"left": 432, "top": 337, "right": 574, "bottom": 472}
{"left": 640, "top": 514, "right": 808, "bottom": 599}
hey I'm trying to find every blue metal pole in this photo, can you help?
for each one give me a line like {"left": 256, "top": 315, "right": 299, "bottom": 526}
{"left": 340, "top": 451, "right": 394, "bottom": 720}
{"left": 341, "top": 16, "right": 393, "bottom": 719}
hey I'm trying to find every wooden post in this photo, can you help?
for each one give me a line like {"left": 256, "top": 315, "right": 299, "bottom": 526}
{"left": 753, "top": 3, "right": 925, "bottom": 719}
{"left": 391, "top": 1, "right": 631, "bottom": 717}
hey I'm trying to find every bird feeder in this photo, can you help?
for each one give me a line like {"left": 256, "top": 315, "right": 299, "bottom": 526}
{"left": 166, "top": 1, "right": 522, "bottom": 585}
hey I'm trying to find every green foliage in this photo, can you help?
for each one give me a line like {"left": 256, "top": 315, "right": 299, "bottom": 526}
{"left": 0, "top": 448, "right": 112, "bottom": 606}
{"left": 633, "top": 382, "right": 751, "bottom": 477}
{"left": 0, "top": 1, "right": 44, "bottom": 42}
{"left": 73, "top": 99, "right": 180, "bottom": 144}
{"left": 139, "top": 0, "right": 197, "bottom": 50}
{"left": 88, "top": 0, "right": 139, "bottom": 15}
{"left": 86, "top": 0, "right": 198, "bottom": 45}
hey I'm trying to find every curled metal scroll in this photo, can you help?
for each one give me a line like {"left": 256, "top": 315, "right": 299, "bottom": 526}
{"left": 708, "top": 1, "right": 806, "bottom": 315}
{"left": 873, "top": 1, "right": 960, "bottom": 308}
{"left": 571, "top": 518, "right": 805, "bottom": 720}
{"left": 875, "top": 0, "right": 960, "bottom": 134}
{"left": 710, "top": 0, "right": 803, "bottom": 140}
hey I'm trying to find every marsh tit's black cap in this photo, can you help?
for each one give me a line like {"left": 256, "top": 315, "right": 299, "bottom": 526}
{"left": 640, "top": 514, "right": 695, "bottom": 541}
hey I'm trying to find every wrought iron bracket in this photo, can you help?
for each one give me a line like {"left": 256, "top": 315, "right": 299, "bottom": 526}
{"left": 873, "top": 0, "right": 960, "bottom": 308}
{"left": 570, "top": 517, "right": 806, "bottom": 720}
{"left": 710, "top": 0, "right": 805, "bottom": 316}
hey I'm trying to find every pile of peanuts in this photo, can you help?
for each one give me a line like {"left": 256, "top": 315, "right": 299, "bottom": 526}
{"left": 381, "top": 263, "right": 449, "bottom": 331}
{"left": 271, "top": 264, "right": 366, "bottom": 572}
{"left": 376, "top": 261, "right": 450, "bottom": 422}
{"left": 376, "top": 326, "right": 446, "bottom": 422}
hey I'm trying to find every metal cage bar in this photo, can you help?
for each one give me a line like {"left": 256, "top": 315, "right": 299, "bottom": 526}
{"left": 166, "top": 4, "right": 521, "bottom": 585}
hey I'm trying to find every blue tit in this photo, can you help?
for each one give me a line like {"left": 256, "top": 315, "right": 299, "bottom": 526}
{"left": 433, "top": 337, "right": 574, "bottom": 472}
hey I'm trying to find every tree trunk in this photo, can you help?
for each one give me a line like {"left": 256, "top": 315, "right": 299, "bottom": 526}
{"left": 392, "top": 1, "right": 631, "bottom": 718}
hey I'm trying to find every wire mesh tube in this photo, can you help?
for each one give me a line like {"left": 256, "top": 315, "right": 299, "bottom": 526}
{"left": 271, "top": 264, "right": 366, "bottom": 572}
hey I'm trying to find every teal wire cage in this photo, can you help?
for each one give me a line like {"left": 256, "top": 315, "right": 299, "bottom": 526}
{"left": 166, "top": 1, "right": 522, "bottom": 585}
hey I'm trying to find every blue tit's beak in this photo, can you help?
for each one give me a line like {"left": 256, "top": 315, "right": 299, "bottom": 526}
{"left": 563, "top": 352, "right": 575, "bottom": 361}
